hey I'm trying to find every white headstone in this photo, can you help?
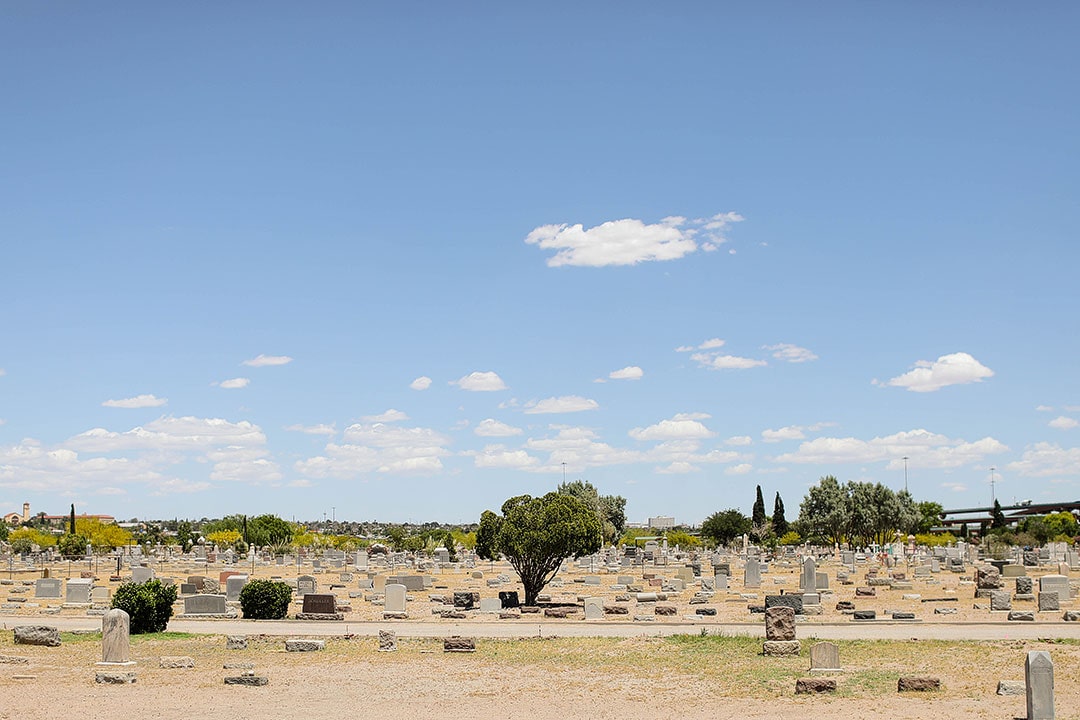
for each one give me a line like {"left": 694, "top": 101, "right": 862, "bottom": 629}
{"left": 1026, "top": 650, "right": 1054, "bottom": 720}
{"left": 385, "top": 584, "right": 407, "bottom": 613}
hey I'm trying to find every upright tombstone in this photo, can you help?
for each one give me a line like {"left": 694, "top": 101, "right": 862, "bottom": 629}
{"left": 297, "top": 575, "right": 317, "bottom": 596}
{"left": 65, "top": 578, "right": 93, "bottom": 605}
{"left": 801, "top": 557, "right": 817, "bottom": 593}
{"left": 584, "top": 597, "right": 604, "bottom": 620}
{"left": 34, "top": 578, "right": 62, "bottom": 599}
{"left": 131, "top": 566, "right": 154, "bottom": 584}
{"left": 744, "top": 558, "right": 761, "bottom": 589}
{"left": 1025, "top": 651, "right": 1054, "bottom": 720}
{"left": 809, "top": 642, "right": 841, "bottom": 672}
{"left": 384, "top": 583, "right": 407, "bottom": 618}
{"left": 100, "top": 608, "right": 134, "bottom": 665}
{"left": 225, "top": 575, "right": 248, "bottom": 602}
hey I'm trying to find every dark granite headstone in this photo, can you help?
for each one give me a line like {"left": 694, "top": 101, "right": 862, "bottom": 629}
{"left": 765, "top": 594, "right": 803, "bottom": 614}
{"left": 302, "top": 594, "right": 337, "bottom": 614}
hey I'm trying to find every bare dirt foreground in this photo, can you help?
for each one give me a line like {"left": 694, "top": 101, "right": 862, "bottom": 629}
{"left": 2, "top": 632, "right": 1078, "bottom": 720}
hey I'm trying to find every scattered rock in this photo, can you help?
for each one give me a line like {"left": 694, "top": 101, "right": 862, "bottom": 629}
{"left": 13, "top": 626, "right": 60, "bottom": 647}
{"left": 225, "top": 675, "right": 268, "bottom": 686}
{"left": 159, "top": 656, "right": 194, "bottom": 669}
{"left": 284, "top": 639, "right": 325, "bottom": 652}
{"left": 444, "top": 636, "right": 476, "bottom": 653}
{"left": 996, "top": 680, "right": 1025, "bottom": 696}
{"left": 95, "top": 671, "right": 136, "bottom": 684}
{"left": 898, "top": 676, "right": 940, "bottom": 692}
{"left": 1007, "top": 611, "right": 1035, "bottom": 622}
{"left": 226, "top": 636, "right": 248, "bottom": 650}
{"left": 795, "top": 678, "right": 836, "bottom": 694}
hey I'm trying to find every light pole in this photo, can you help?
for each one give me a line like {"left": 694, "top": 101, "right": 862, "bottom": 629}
{"left": 990, "top": 467, "right": 996, "bottom": 505}
{"left": 561, "top": 462, "right": 566, "bottom": 484}
{"left": 902, "top": 456, "right": 909, "bottom": 493}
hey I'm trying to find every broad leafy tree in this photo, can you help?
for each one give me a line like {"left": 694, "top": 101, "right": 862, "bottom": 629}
{"left": 557, "top": 480, "right": 627, "bottom": 543}
{"left": 701, "top": 509, "right": 751, "bottom": 547}
{"left": 798, "top": 476, "right": 850, "bottom": 547}
{"left": 476, "top": 493, "right": 602, "bottom": 605}
{"left": 916, "top": 501, "right": 944, "bottom": 534}
{"left": 247, "top": 514, "right": 293, "bottom": 548}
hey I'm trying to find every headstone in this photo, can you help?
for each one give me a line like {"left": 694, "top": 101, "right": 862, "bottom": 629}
{"left": 183, "top": 595, "right": 227, "bottom": 615}
{"left": 1039, "top": 593, "right": 1060, "bottom": 612}
{"left": 584, "top": 597, "right": 603, "bottom": 620}
{"left": 801, "top": 557, "right": 817, "bottom": 593}
{"left": 1017, "top": 576, "right": 1034, "bottom": 595}
{"left": 378, "top": 629, "right": 396, "bottom": 651}
{"left": 384, "top": 584, "right": 407, "bottom": 615}
{"left": 809, "top": 641, "right": 840, "bottom": 672}
{"left": 34, "top": 579, "right": 62, "bottom": 599}
{"left": 225, "top": 575, "right": 248, "bottom": 602}
{"left": 301, "top": 594, "right": 337, "bottom": 614}
{"left": 714, "top": 575, "right": 728, "bottom": 591}
{"left": 991, "top": 590, "right": 1012, "bottom": 611}
{"left": 13, "top": 626, "right": 61, "bottom": 647}
{"left": 744, "top": 558, "right": 761, "bottom": 589}
{"left": 498, "top": 591, "right": 520, "bottom": 608}
{"left": 765, "top": 594, "right": 803, "bottom": 615}
{"left": 479, "top": 597, "right": 502, "bottom": 613}
{"left": 100, "top": 609, "right": 131, "bottom": 665}
{"left": 131, "top": 566, "right": 154, "bottom": 584}
{"left": 765, "top": 606, "right": 796, "bottom": 641}
{"left": 1039, "top": 575, "right": 1069, "bottom": 601}
{"left": 65, "top": 579, "right": 92, "bottom": 604}
{"left": 1026, "top": 650, "right": 1054, "bottom": 720}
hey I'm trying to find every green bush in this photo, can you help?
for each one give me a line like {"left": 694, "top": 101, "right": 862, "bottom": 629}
{"left": 58, "top": 533, "right": 88, "bottom": 559}
{"left": 239, "top": 579, "right": 293, "bottom": 619}
{"left": 111, "top": 579, "right": 178, "bottom": 633}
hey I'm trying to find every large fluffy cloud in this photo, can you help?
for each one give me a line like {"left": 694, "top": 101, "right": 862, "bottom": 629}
{"left": 879, "top": 352, "right": 994, "bottom": 392}
{"left": 452, "top": 371, "right": 508, "bottom": 392}
{"left": 102, "top": 394, "right": 168, "bottom": 409}
{"left": 296, "top": 423, "right": 451, "bottom": 478}
{"left": 1006, "top": 443, "right": 1080, "bottom": 478}
{"left": 629, "top": 416, "right": 715, "bottom": 441}
{"left": 523, "top": 396, "right": 599, "bottom": 414}
{"left": 775, "top": 428, "right": 1007, "bottom": 469}
{"left": 525, "top": 212, "right": 743, "bottom": 267}
{"left": 242, "top": 354, "right": 293, "bottom": 367}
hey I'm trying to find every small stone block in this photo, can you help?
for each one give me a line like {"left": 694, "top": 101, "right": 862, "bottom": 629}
{"left": 225, "top": 675, "right": 268, "bottom": 686}
{"left": 654, "top": 605, "right": 677, "bottom": 616}
{"left": 795, "top": 678, "right": 836, "bottom": 694}
{"left": 96, "top": 671, "right": 136, "bottom": 684}
{"left": 898, "top": 676, "right": 940, "bottom": 692}
{"left": 762, "top": 640, "right": 801, "bottom": 657}
{"left": 891, "top": 612, "right": 915, "bottom": 620}
{"left": 853, "top": 610, "right": 876, "bottom": 620}
{"left": 159, "top": 656, "right": 194, "bottom": 669}
{"left": 226, "top": 636, "right": 248, "bottom": 650}
{"left": 1007, "top": 611, "right": 1035, "bottom": 621}
{"left": 996, "top": 680, "right": 1025, "bottom": 696}
{"left": 443, "top": 636, "right": 476, "bottom": 653}
{"left": 284, "top": 639, "right": 325, "bottom": 652}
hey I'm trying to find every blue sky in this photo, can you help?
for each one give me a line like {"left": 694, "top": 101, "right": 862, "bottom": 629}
{"left": 1, "top": 3, "right": 1078, "bottom": 524}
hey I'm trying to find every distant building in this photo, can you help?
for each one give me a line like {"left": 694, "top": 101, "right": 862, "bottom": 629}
{"left": 3, "top": 503, "right": 31, "bottom": 526}
{"left": 648, "top": 516, "right": 676, "bottom": 530}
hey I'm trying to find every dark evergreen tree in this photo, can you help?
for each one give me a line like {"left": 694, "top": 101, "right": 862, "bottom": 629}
{"left": 772, "top": 492, "right": 788, "bottom": 537}
{"left": 991, "top": 499, "right": 1007, "bottom": 529}
{"left": 752, "top": 485, "right": 766, "bottom": 527}
{"left": 69, "top": 504, "right": 76, "bottom": 535}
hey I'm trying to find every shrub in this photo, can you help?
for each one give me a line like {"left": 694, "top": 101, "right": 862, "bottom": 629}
{"left": 240, "top": 579, "right": 293, "bottom": 619}
{"left": 111, "top": 579, "right": 178, "bottom": 633}
{"left": 58, "top": 533, "right": 88, "bottom": 559}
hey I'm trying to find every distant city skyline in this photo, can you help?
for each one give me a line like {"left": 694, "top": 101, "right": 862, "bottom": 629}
{"left": 1, "top": 4, "right": 1077, "bottom": 524}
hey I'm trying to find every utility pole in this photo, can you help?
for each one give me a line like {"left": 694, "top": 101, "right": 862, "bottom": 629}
{"left": 902, "top": 456, "right": 909, "bottom": 493}
{"left": 990, "top": 467, "right": 996, "bottom": 505}
{"left": 561, "top": 462, "right": 566, "bottom": 484}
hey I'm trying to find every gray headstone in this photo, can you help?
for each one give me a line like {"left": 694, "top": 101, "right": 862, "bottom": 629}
{"left": 384, "top": 584, "right": 407, "bottom": 613}
{"left": 225, "top": 575, "right": 248, "bottom": 602}
{"left": 1039, "top": 575, "right": 1069, "bottom": 601}
{"left": 801, "top": 557, "right": 817, "bottom": 593}
{"left": 65, "top": 579, "right": 92, "bottom": 604}
{"left": 297, "top": 575, "right": 317, "bottom": 595}
{"left": 584, "top": 597, "right": 603, "bottom": 620}
{"left": 810, "top": 641, "right": 840, "bottom": 671}
{"left": 744, "top": 558, "right": 761, "bottom": 588}
{"left": 34, "top": 578, "right": 62, "bottom": 599}
{"left": 183, "top": 594, "right": 227, "bottom": 615}
{"left": 131, "top": 566, "right": 154, "bottom": 584}
{"left": 1025, "top": 650, "right": 1054, "bottom": 720}
{"left": 101, "top": 608, "right": 130, "bottom": 664}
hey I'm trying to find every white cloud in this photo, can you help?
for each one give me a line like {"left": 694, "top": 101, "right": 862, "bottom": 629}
{"left": 216, "top": 378, "right": 250, "bottom": 389}
{"left": 941, "top": 482, "right": 968, "bottom": 493}
{"left": 210, "top": 456, "right": 283, "bottom": 484}
{"left": 674, "top": 412, "right": 711, "bottom": 421}
{"left": 629, "top": 417, "right": 715, "bottom": 441}
{"left": 525, "top": 212, "right": 743, "bottom": 267}
{"left": 0, "top": 368, "right": 6, "bottom": 376}
{"left": 469, "top": 446, "right": 539, "bottom": 469}
{"left": 66, "top": 416, "right": 268, "bottom": 454}
{"left": 726, "top": 436, "right": 753, "bottom": 446}
{"left": 242, "top": 354, "right": 293, "bottom": 367}
{"left": 656, "top": 461, "right": 698, "bottom": 474}
{"left": 699, "top": 338, "right": 726, "bottom": 350}
{"left": 764, "top": 343, "right": 818, "bottom": 363}
{"left": 775, "top": 428, "right": 1008, "bottom": 470}
{"left": 474, "top": 418, "right": 523, "bottom": 437}
{"left": 362, "top": 409, "right": 409, "bottom": 423}
{"left": 296, "top": 423, "right": 451, "bottom": 478}
{"left": 1036, "top": 405, "right": 1054, "bottom": 412}
{"left": 608, "top": 366, "right": 644, "bottom": 381}
{"left": 523, "top": 396, "right": 599, "bottom": 414}
{"left": 1006, "top": 443, "right": 1080, "bottom": 478}
{"left": 0, "top": 441, "right": 166, "bottom": 494}
{"left": 879, "top": 352, "right": 994, "bottom": 392}
{"left": 102, "top": 394, "right": 168, "bottom": 409}
{"left": 674, "top": 345, "right": 695, "bottom": 352}
{"left": 762, "top": 426, "right": 806, "bottom": 443}
{"left": 1049, "top": 416, "right": 1078, "bottom": 430}
{"left": 452, "top": 371, "right": 508, "bottom": 392}
{"left": 725, "top": 463, "right": 754, "bottom": 475}
{"left": 284, "top": 423, "right": 337, "bottom": 436}
{"left": 692, "top": 352, "right": 767, "bottom": 370}
{"left": 410, "top": 376, "right": 432, "bottom": 391}
{"left": 524, "top": 426, "right": 640, "bottom": 470}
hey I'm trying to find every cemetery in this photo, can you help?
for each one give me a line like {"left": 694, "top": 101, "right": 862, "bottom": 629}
{"left": 1, "top": 529, "right": 1078, "bottom": 719}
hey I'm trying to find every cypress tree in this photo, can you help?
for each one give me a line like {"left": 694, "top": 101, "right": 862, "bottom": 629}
{"left": 69, "top": 504, "right": 76, "bottom": 535}
{"left": 772, "top": 492, "right": 788, "bottom": 537}
{"left": 752, "top": 485, "right": 766, "bottom": 528}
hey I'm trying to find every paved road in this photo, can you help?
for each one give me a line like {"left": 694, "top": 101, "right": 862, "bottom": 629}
{"left": 8, "top": 616, "right": 1080, "bottom": 641}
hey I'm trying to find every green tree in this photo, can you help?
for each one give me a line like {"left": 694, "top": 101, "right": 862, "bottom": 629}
{"left": 557, "top": 480, "right": 627, "bottom": 544}
{"left": 771, "top": 492, "right": 788, "bottom": 537}
{"left": 58, "top": 533, "right": 88, "bottom": 559}
{"left": 0, "top": 523, "right": 8, "bottom": 542}
{"left": 69, "top": 504, "right": 76, "bottom": 535}
{"left": 239, "top": 579, "right": 293, "bottom": 619}
{"left": 664, "top": 529, "right": 700, "bottom": 548}
{"left": 247, "top": 514, "right": 294, "bottom": 548}
{"left": 111, "top": 580, "right": 177, "bottom": 634}
{"left": 894, "top": 489, "right": 921, "bottom": 536}
{"left": 1044, "top": 512, "right": 1078, "bottom": 540}
{"left": 700, "top": 509, "right": 751, "bottom": 546}
{"left": 476, "top": 493, "right": 602, "bottom": 605}
{"left": 750, "top": 485, "right": 767, "bottom": 540}
{"left": 991, "top": 499, "right": 1007, "bottom": 529}
{"left": 798, "top": 476, "right": 850, "bottom": 547}
{"left": 916, "top": 501, "right": 945, "bottom": 534}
